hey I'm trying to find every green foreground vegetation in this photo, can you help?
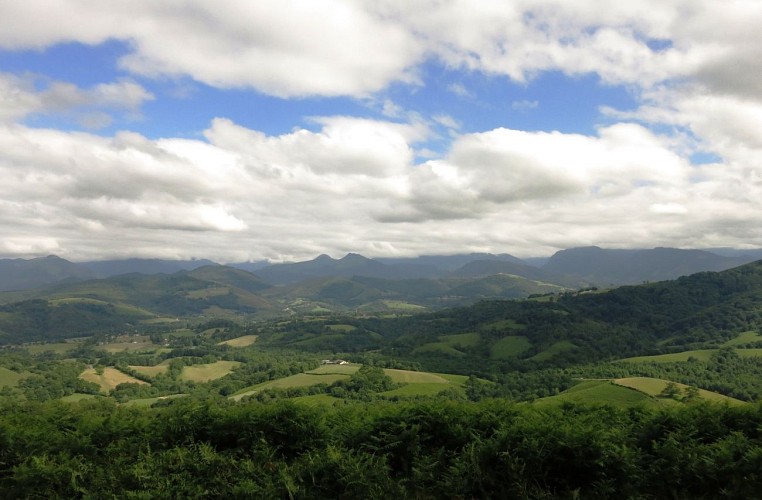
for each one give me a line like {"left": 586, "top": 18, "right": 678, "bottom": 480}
{"left": 1, "top": 398, "right": 761, "bottom": 498}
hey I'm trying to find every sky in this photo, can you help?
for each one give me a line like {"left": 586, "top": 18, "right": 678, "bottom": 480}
{"left": 1, "top": 0, "right": 762, "bottom": 263}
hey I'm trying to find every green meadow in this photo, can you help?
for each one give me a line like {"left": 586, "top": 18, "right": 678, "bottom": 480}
{"left": 534, "top": 380, "right": 658, "bottom": 407}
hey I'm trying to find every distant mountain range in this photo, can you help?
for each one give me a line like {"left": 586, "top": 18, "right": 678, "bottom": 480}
{"left": 542, "top": 246, "right": 756, "bottom": 286}
{"left": 1, "top": 246, "right": 760, "bottom": 294}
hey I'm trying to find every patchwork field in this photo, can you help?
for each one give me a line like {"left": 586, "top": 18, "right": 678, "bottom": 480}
{"left": 218, "top": 335, "right": 259, "bottom": 347}
{"left": 79, "top": 367, "right": 149, "bottom": 393}
{"left": 179, "top": 360, "right": 242, "bottom": 382}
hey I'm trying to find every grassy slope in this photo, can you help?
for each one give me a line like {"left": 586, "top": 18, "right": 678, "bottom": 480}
{"left": 79, "top": 367, "right": 149, "bottom": 393}
{"left": 232, "top": 365, "right": 470, "bottom": 401}
{"left": 534, "top": 380, "right": 659, "bottom": 407}
{"left": 620, "top": 348, "right": 762, "bottom": 363}
{"left": 0, "top": 366, "right": 25, "bottom": 387}
{"left": 613, "top": 377, "right": 746, "bottom": 405}
{"left": 218, "top": 335, "right": 259, "bottom": 347}
{"left": 179, "top": 361, "right": 242, "bottom": 382}
{"left": 128, "top": 363, "right": 170, "bottom": 378}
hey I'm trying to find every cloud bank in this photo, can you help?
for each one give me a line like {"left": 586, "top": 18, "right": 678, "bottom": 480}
{"left": 0, "top": 1, "right": 761, "bottom": 261}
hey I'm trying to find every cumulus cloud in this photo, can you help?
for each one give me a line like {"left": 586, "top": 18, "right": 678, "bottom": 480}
{"left": 1, "top": 1, "right": 760, "bottom": 102}
{"left": 0, "top": 0, "right": 423, "bottom": 98}
{"left": 0, "top": 73, "right": 153, "bottom": 128}
{"left": 1, "top": 113, "right": 762, "bottom": 261}
{"left": 1, "top": 1, "right": 762, "bottom": 260}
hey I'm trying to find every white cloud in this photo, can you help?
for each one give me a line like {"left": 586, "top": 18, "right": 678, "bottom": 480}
{"left": 0, "top": 0, "right": 423, "bottom": 98}
{"left": 1, "top": 1, "right": 760, "bottom": 102}
{"left": 1, "top": 114, "right": 762, "bottom": 261}
{"left": 0, "top": 73, "right": 153, "bottom": 127}
{"left": 1, "top": 1, "right": 762, "bottom": 260}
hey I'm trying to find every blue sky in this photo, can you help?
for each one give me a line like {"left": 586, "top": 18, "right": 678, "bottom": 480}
{"left": 0, "top": 1, "right": 761, "bottom": 262}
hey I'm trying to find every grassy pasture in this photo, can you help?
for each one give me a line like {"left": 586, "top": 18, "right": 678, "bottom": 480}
{"left": 619, "top": 348, "right": 762, "bottom": 363}
{"left": 724, "top": 331, "right": 762, "bottom": 346}
{"left": 307, "top": 364, "right": 360, "bottom": 375}
{"left": 128, "top": 363, "right": 170, "bottom": 378}
{"left": 231, "top": 372, "right": 352, "bottom": 401}
{"left": 534, "top": 380, "right": 655, "bottom": 407}
{"left": 735, "top": 348, "right": 762, "bottom": 358}
{"left": 218, "top": 335, "right": 259, "bottom": 347}
{"left": 529, "top": 340, "right": 577, "bottom": 361}
{"left": 291, "top": 394, "right": 341, "bottom": 406}
{"left": 613, "top": 377, "right": 746, "bottom": 405}
{"left": 232, "top": 366, "right": 468, "bottom": 401}
{"left": 23, "top": 342, "right": 81, "bottom": 354}
{"left": 0, "top": 366, "right": 24, "bottom": 387}
{"left": 383, "top": 369, "right": 451, "bottom": 384}
{"left": 179, "top": 361, "right": 241, "bottom": 382}
{"left": 80, "top": 367, "right": 149, "bottom": 393}
{"left": 378, "top": 300, "right": 426, "bottom": 311}
{"left": 490, "top": 335, "right": 532, "bottom": 359}
{"left": 620, "top": 350, "right": 718, "bottom": 363}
